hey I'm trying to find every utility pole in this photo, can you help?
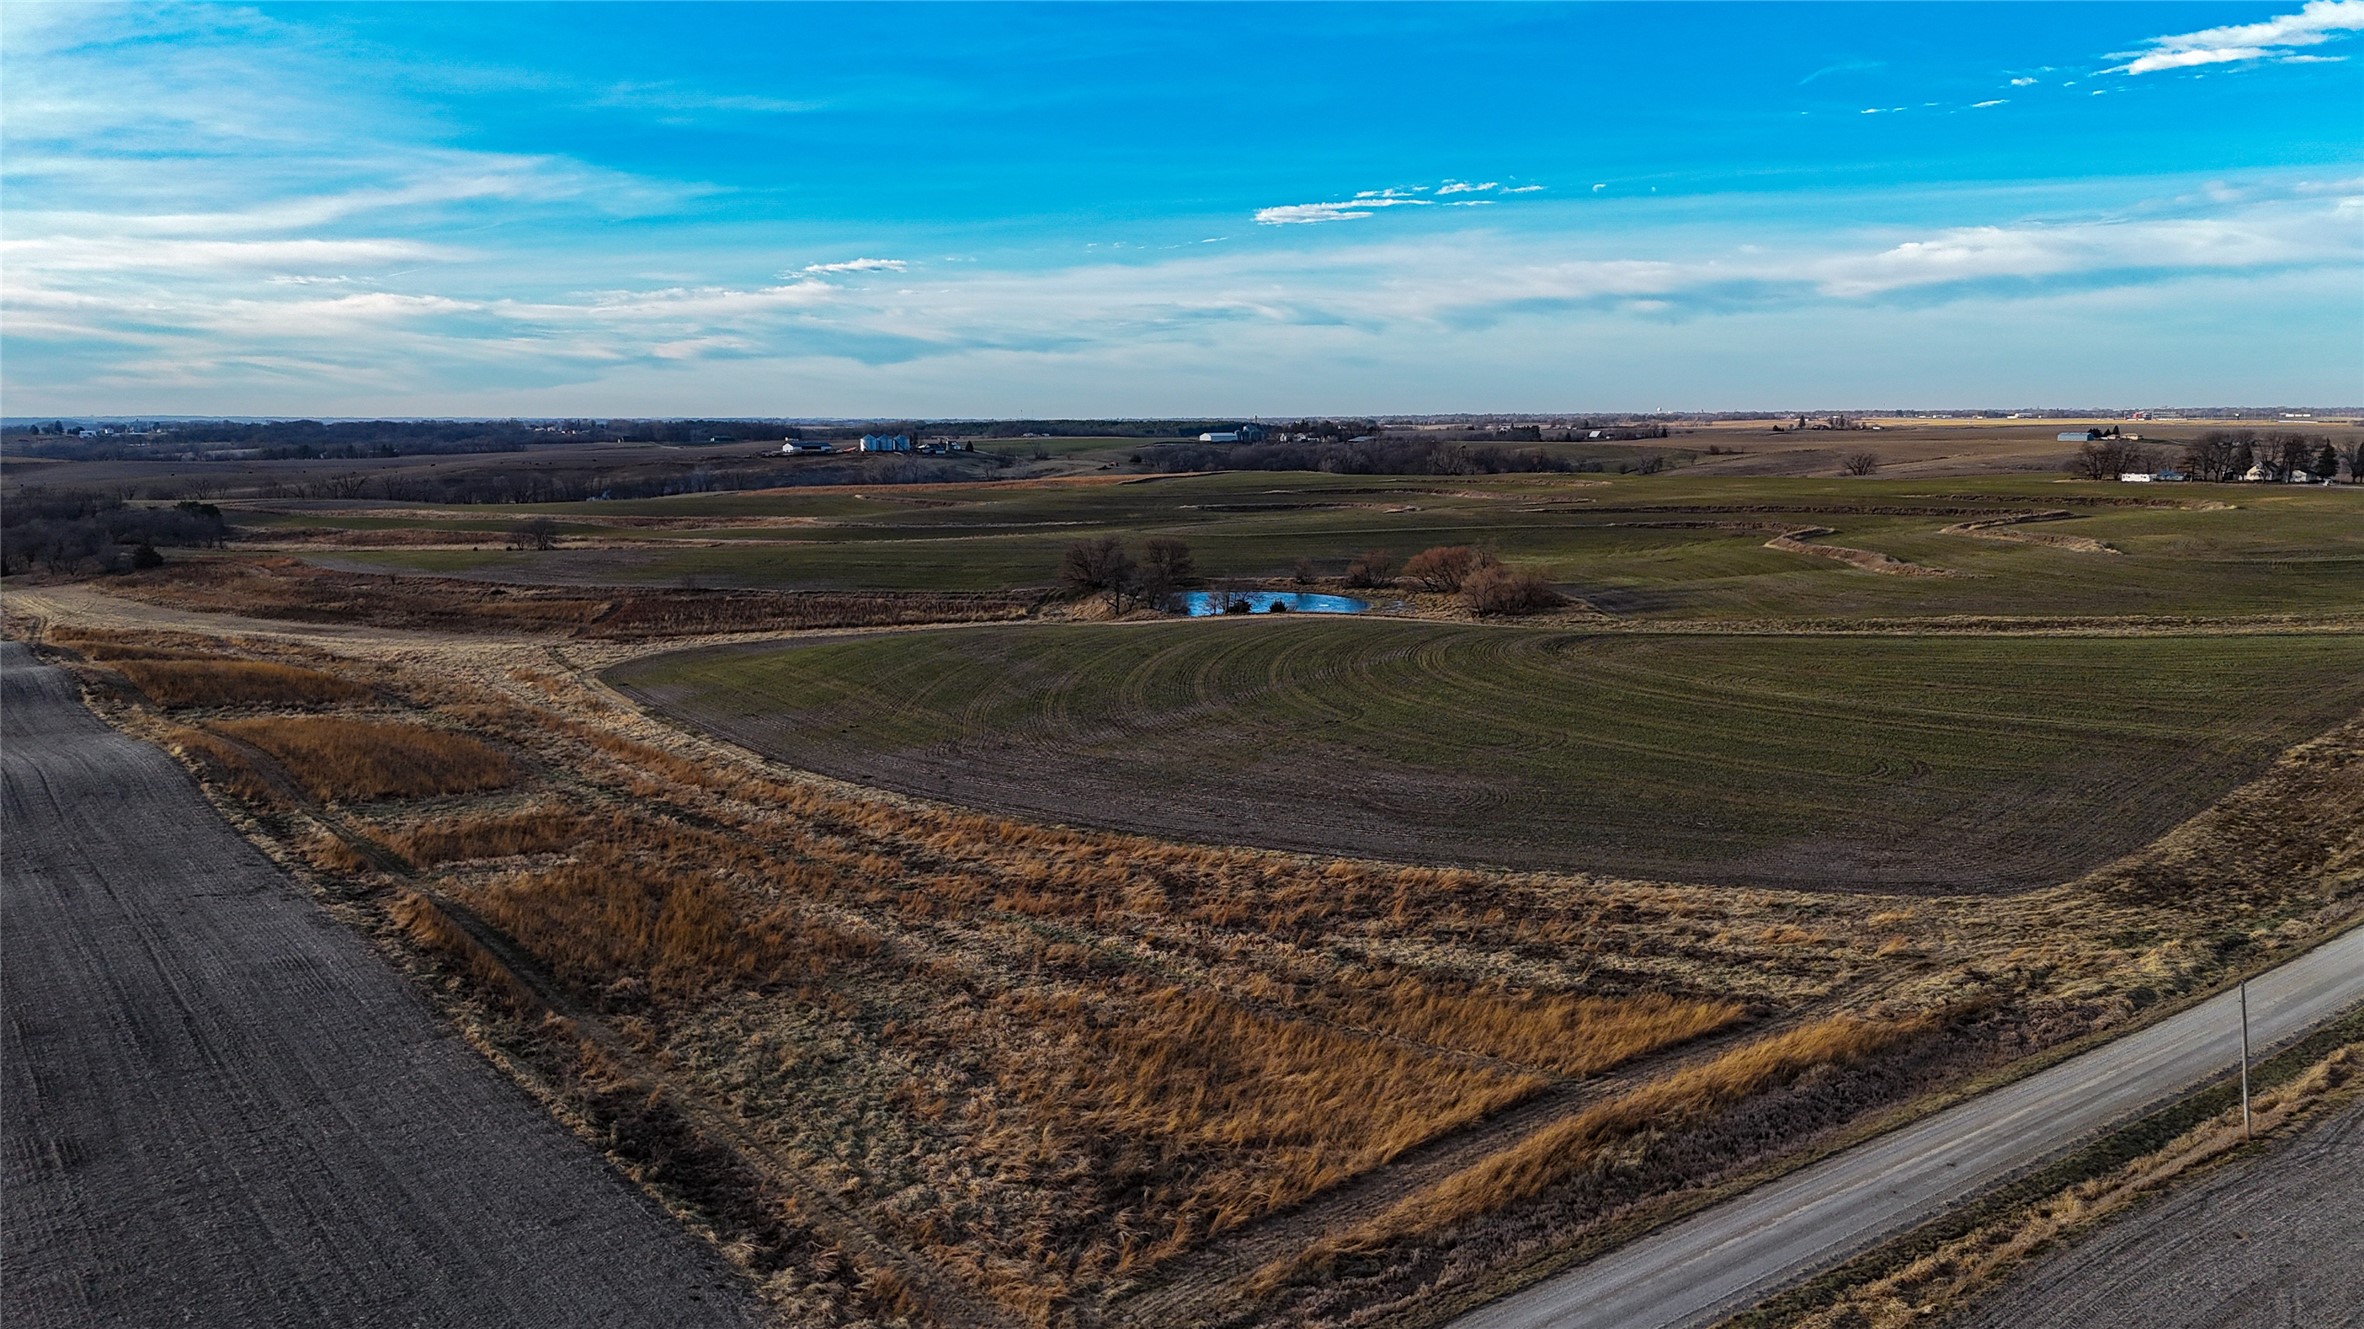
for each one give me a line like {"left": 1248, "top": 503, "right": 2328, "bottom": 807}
{"left": 2239, "top": 978, "right": 2253, "bottom": 1141}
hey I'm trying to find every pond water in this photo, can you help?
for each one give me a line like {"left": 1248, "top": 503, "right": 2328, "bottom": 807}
{"left": 1173, "top": 590, "right": 1371, "bottom": 617}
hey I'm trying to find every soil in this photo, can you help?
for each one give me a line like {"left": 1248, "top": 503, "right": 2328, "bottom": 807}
{"left": 0, "top": 640, "right": 765, "bottom": 1329}
{"left": 1956, "top": 1096, "right": 2364, "bottom": 1329}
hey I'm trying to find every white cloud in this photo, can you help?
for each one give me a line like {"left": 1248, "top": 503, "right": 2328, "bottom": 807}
{"left": 1436, "top": 181, "right": 1500, "bottom": 195}
{"left": 1254, "top": 202, "right": 1381, "bottom": 225}
{"left": 2009, "top": 76, "right": 2039, "bottom": 86}
{"left": 1971, "top": 99, "right": 2008, "bottom": 108}
{"left": 795, "top": 258, "right": 908, "bottom": 276}
{"left": 2109, "top": 0, "right": 2364, "bottom": 74}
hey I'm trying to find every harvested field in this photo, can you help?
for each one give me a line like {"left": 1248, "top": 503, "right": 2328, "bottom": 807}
{"left": 1956, "top": 1084, "right": 2364, "bottom": 1329}
{"left": 0, "top": 642, "right": 764, "bottom": 1329}
{"left": 210, "top": 715, "right": 519, "bottom": 800}
{"left": 610, "top": 621, "right": 2364, "bottom": 892}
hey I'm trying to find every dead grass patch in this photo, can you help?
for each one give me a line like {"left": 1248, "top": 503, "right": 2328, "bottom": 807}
{"left": 211, "top": 715, "right": 519, "bottom": 801}
{"left": 1002, "top": 984, "right": 1545, "bottom": 1259}
{"left": 1269, "top": 972, "right": 1743, "bottom": 1077}
{"left": 461, "top": 848, "right": 879, "bottom": 998}
{"left": 383, "top": 805, "right": 600, "bottom": 865}
{"left": 114, "top": 657, "right": 371, "bottom": 708}
{"left": 1292, "top": 1012, "right": 1930, "bottom": 1271}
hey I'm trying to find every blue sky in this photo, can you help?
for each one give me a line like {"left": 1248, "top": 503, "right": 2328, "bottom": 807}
{"left": 3, "top": 2, "right": 2359, "bottom": 416}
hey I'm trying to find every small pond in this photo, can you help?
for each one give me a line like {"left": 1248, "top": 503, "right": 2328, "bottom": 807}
{"left": 1173, "top": 590, "right": 1371, "bottom": 617}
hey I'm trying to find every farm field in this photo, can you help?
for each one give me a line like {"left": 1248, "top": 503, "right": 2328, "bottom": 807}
{"left": 610, "top": 622, "right": 2364, "bottom": 892}
{"left": 8, "top": 447, "right": 2362, "bottom": 1329}
{"left": 229, "top": 471, "right": 2364, "bottom": 624}
{"left": 12, "top": 593, "right": 2360, "bottom": 1329}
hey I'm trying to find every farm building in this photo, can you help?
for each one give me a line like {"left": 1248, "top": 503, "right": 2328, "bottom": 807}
{"left": 780, "top": 440, "right": 834, "bottom": 454}
{"left": 859, "top": 434, "right": 912, "bottom": 452}
{"left": 2059, "top": 429, "right": 2104, "bottom": 442}
{"left": 1196, "top": 423, "right": 1269, "bottom": 444}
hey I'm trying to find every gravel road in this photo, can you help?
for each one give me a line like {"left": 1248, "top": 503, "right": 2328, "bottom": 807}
{"left": 1451, "top": 924, "right": 2364, "bottom": 1329}
{"left": 1959, "top": 1094, "right": 2364, "bottom": 1329}
{"left": 0, "top": 640, "right": 763, "bottom": 1329}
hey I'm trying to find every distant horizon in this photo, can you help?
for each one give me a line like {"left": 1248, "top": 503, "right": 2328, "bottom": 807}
{"left": 5, "top": 3, "right": 2360, "bottom": 415}
{"left": 10, "top": 406, "right": 2363, "bottom": 428}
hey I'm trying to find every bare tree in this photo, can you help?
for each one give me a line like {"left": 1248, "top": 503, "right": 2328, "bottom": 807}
{"left": 1135, "top": 537, "right": 1196, "bottom": 607}
{"left": 1841, "top": 452, "right": 1881, "bottom": 476}
{"left": 508, "top": 517, "right": 561, "bottom": 551}
{"left": 1058, "top": 535, "right": 1137, "bottom": 613}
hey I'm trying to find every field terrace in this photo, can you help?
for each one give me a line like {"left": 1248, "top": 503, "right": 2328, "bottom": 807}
{"left": 11, "top": 576, "right": 2360, "bottom": 1328}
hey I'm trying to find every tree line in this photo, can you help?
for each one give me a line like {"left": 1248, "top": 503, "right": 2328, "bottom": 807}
{"left": 0, "top": 494, "right": 230, "bottom": 576}
{"left": 1136, "top": 436, "right": 1615, "bottom": 477}
{"left": 2071, "top": 430, "right": 2359, "bottom": 483}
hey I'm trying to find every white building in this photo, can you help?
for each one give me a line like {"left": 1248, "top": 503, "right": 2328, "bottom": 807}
{"left": 1198, "top": 431, "right": 1240, "bottom": 444}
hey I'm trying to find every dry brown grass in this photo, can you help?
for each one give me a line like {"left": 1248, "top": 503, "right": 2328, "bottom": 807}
{"left": 1263, "top": 972, "right": 1742, "bottom": 1077}
{"left": 382, "top": 805, "right": 600, "bottom": 865}
{"left": 1293, "top": 1012, "right": 1930, "bottom": 1269}
{"left": 211, "top": 716, "right": 519, "bottom": 801}
{"left": 114, "top": 657, "right": 371, "bottom": 708}
{"left": 159, "top": 723, "right": 280, "bottom": 803}
{"left": 461, "top": 848, "right": 878, "bottom": 998}
{"left": 1000, "top": 984, "right": 1546, "bottom": 1260}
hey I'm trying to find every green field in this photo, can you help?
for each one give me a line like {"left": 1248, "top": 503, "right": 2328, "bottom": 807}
{"left": 610, "top": 620, "right": 2364, "bottom": 892}
{"left": 284, "top": 472, "right": 2364, "bottom": 622}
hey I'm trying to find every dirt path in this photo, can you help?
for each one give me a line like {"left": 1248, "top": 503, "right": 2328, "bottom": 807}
{"left": 0, "top": 640, "right": 765, "bottom": 1329}
{"left": 1956, "top": 1095, "right": 2364, "bottom": 1329}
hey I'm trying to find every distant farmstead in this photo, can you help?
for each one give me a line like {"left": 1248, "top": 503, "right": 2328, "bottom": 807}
{"left": 1198, "top": 423, "right": 1269, "bottom": 444}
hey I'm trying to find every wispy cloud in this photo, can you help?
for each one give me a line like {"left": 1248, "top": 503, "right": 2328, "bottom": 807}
{"left": 2108, "top": 0, "right": 2364, "bottom": 74}
{"left": 1798, "top": 58, "right": 1884, "bottom": 85}
{"left": 794, "top": 258, "right": 908, "bottom": 276}
{"left": 1971, "top": 99, "right": 2008, "bottom": 108}
{"left": 1256, "top": 179, "right": 1543, "bottom": 224}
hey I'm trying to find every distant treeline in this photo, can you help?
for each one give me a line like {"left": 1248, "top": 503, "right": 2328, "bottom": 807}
{"left": 1, "top": 418, "right": 819, "bottom": 462}
{"left": 1, "top": 494, "right": 230, "bottom": 575}
{"left": 289, "top": 452, "right": 1008, "bottom": 506}
{"left": 1137, "top": 436, "right": 1629, "bottom": 476}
